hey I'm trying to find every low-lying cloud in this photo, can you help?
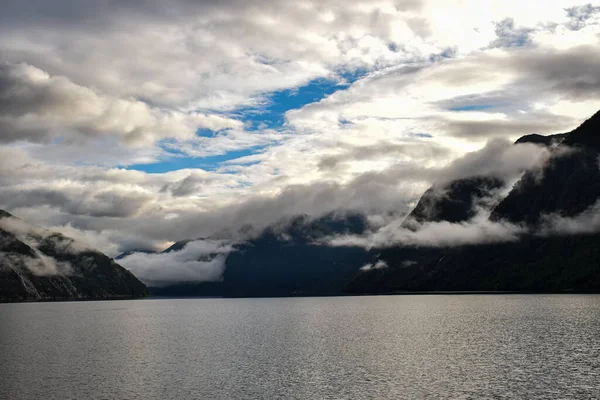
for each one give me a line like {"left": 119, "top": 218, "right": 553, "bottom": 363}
{"left": 326, "top": 213, "right": 525, "bottom": 249}
{"left": 539, "top": 200, "right": 600, "bottom": 236}
{"left": 0, "top": 214, "right": 90, "bottom": 276}
{"left": 324, "top": 198, "right": 600, "bottom": 251}
{"left": 118, "top": 239, "right": 235, "bottom": 286}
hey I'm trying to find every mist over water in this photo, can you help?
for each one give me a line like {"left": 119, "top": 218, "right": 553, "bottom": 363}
{"left": 1, "top": 295, "right": 600, "bottom": 399}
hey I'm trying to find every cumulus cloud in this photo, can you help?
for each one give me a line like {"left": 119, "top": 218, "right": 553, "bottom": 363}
{"left": 118, "top": 240, "right": 234, "bottom": 286}
{"left": 0, "top": 62, "right": 243, "bottom": 148}
{"left": 564, "top": 4, "right": 600, "bottom": 31}
{"left": 490, "top": 18, "right": 534, "bottom": 48}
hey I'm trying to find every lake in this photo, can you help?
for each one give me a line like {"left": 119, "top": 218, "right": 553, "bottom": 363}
{"left": 1, "top": 295, "right": 599, "bottom": 399}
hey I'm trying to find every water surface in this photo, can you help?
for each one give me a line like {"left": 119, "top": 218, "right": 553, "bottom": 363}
{"left": 1, "top": 295, "right": 600, "bottom": 399}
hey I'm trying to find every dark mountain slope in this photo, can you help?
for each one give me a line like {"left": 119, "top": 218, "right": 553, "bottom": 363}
{"left": 490, "top": 147, "right": 600, "bottom": 224}
{"left": 563, "top": 109, "right": 600, "bottom": 151}
{"left": 491, "top": 110, "right": 600, "bottom": 223}
{"left": 150, "top": 213, "right": 373, "bottom": 297}
{"left": 515, "top": 133, "right": 566, "bottom": 146}
{"left": 346, "top": 233, "right": 600, "bottom": 294}
{"left": 346, "top": 109, "right": 600, "bottom": 294}
{"left": 405, "top": 177, "right": 504, "bottom": 225}
{"left": 0, "top": 211, "right": 148, "bottom": 302}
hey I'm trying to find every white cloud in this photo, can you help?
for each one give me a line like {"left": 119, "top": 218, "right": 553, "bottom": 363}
{"left": 539, "top": 200, "right": 600, "bottom": 235}
{"left": 326, "top": 213, "right": 525, "bottom": 249}
{"left": 360, "top": 260, "right": 388, "bottom": 271}
{"left": 118, "top": 240, "right": 234, "bottom": 286}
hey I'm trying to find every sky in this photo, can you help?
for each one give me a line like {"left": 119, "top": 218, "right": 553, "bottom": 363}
{"left": 1, "top": 0, "right": 600, "bottom": 257}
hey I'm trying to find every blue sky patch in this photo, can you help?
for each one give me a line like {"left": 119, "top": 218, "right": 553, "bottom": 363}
{"left": 410, "top": 132, "right": 433, "bottom": 138}
{"left": 239, "top": 69, "right": 368, "bottom": 130}
{"left": 128, "top": 69, "right": 369, "bottom": 173}
{"left": 448, "top": 104, "right": 496, "bottom": 112}
{"left": 195, "top": 128, "right": 217, "bottom": 138}
{"left": 128, "top": 147, "right": 265, "bottom": 173}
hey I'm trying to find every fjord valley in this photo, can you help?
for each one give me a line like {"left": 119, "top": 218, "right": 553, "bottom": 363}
{"left": 2, "top": 110, "right": 600, "bottom": 300}
{"left": 123, "top": 109, "right": 600, "bottom": 298}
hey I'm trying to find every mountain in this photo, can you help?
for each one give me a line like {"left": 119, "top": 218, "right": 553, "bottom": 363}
{"left": 346, "top": 110, "right": 600, "bottom": 294}
{"left": 121, "top": 110, "right": 600, "bottom": 297}
{"left": 148, "top": 213, "right": 373, "bottom": 297}
{"left": 404, "top": 176, "right": 504, "bottom": 225}
{"left": 0, "top": 210, "right": 148, "bottom": 302}
{"left": 115, "top": 248, "right": 155, "bottom": 260}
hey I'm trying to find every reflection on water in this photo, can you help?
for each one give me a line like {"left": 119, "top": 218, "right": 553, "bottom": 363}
{"left": 1, "top": 295, "right": 600, "bottom": 399}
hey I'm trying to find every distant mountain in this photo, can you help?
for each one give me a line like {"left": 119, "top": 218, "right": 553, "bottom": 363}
{"left": 149, "top": 213, "right": 373, "bottom": 297}
{"left": 346, "top": 109, "right": 600, "bottom": 294}
{"left": 0, "top": 211, "right": 148, "bottom": 302}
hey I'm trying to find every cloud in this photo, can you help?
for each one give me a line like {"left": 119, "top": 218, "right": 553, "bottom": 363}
{"left": 359, "top": 260, "right": 388, "bottom": 271}
{"left": 0, "top": 0, "right": 424, "bottom": 110}
{"left": 0, "top": 187, "right": 155, "bottom": 218}
{"left": 506, "top": 45, "right": 600, "bottom": 101}
{"left": 326, "top": 212, "right": 525, "bottom": 249}
{"left": 0, "top": 62, "right": 243, "bottom": 148}
{"left": 0, "top": 134, "right": 556, "bottom": 256}
{"left": 317, "top": 141, "right": 450, "bottom": 171}
{"left": 0, "top": 213, "right": 88, "bottom": 276}
{"left": 118, "top": 240, "right": 234, "bottom": 286}
{"left": 564, "top": 4, "right": 600, "bottom": 31}
{"left": 433, "top": 139, "right": 551, "bottom": 184}
{"left": 1, "top": 0, "right": 600, "bottom": 261}
{"left": 0, "top": 251, "right": 73, "bottom": 276}
{"left": 490, "top": 18, "right": 534, "bottom": 48}
{"left": 539, "top": 200, "right": 600, "bottom": 235}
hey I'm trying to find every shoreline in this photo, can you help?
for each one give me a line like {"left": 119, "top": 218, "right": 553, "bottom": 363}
{"left": 4, "top": 291, "right": 600, "bottom": 303}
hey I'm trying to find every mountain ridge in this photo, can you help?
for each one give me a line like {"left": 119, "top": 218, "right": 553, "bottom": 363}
{"left": 345, "top": 109, "right": 600, "bottom": 294}
{"left": 0, "top": 210, "right": 148, "bottom": 302}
